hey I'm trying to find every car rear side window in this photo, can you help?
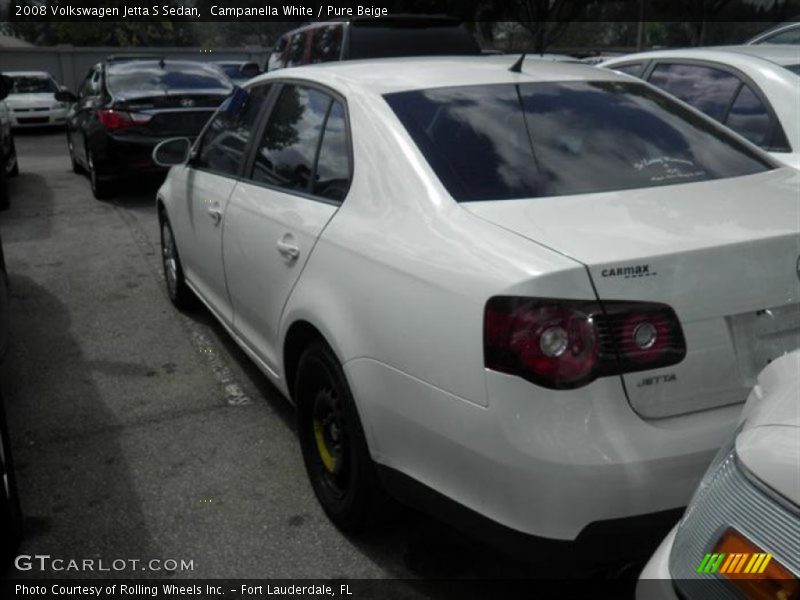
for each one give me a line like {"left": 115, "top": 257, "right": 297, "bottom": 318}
{"left": 194, "top": 85, "right": 270, "bottom": 176}
{"left": 648, "top": 63, "right": 741, "bottom": 121}
{"left": 313, "top": 101, "right": 351, "bottom": 202}
{"left": 385, "top": 81, "right": 771, "bottom": 202}
{"left": 723, "top": 84, "right": 772, "bottom": 148}
{"left": 251, "top": 85, "right": 330, "bottom": 193}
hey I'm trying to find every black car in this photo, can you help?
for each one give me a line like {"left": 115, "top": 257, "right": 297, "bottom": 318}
{"left": 57, "top": 58, "right": 233, "bottom": 199}
{"left": 267, "top": 16, "right": 482, "bottom": 71}
{"left": 0, "top": 231, "right": 21, "bottom": 567}
{"left": 0, "top": 75, "right": 20, "bottom": 210}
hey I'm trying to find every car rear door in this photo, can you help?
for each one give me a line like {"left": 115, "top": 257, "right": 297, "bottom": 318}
{"left": 223, "top": 82, "right": 351, "bottom": 373}
{"left": 172, "top": 85, "right": 272, "bottom": 324}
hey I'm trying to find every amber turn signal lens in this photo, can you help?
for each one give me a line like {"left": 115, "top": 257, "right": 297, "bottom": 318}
{"left": 712, "top": 528, "right": 799, "bottom": 600}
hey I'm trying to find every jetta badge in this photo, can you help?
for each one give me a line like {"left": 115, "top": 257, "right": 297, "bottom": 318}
{"left": 179, "top": 98, "right": 195, "bottom": 108}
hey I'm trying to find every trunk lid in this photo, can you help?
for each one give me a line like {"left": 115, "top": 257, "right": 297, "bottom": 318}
{"left": 463, "top": 169, "right": 800, "bottom": 419}
{"left": 113, "top": 90, "right": 228, "bottom": 137}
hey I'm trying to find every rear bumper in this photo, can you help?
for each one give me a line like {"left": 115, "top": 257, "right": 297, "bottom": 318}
{"left": 345, "top": 358, "right": 740, "bottom": 542}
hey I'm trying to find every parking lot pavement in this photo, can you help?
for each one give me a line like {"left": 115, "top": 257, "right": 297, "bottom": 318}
{"left": 0, "top": 131, "right": 638, "bottom": 592}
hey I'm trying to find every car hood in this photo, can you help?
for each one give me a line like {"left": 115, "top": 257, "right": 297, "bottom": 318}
{"left": 736, "top": 350, "right": 800, "bottom": 506}
{"left": 6, "top": 93, "right": 56, "bottom": 106}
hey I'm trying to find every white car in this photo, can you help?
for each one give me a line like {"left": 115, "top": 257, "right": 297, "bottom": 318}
{"left": 3, "top": 71, "right": 69, "bottom": 129}
{"left": 152, "top": 56, "right": 800, "bottom": 547}
{"left": 637, "top": 351, "right": 800, "bottom": 599}
{"left": 601, "top": 46, "right": 800, "bottom": 169}
{"left": 747, "top": 21, "right": 800, "bottom": 45}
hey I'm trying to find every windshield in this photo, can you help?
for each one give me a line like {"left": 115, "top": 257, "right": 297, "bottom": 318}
{"left": 9, "top": 75, "right": 58, "bottom": 94}
{"left": 107, "top": 62, "right": 233, "bottom": 94}
{"left": 385, "top": 81, "right": 772, "bottom": 202}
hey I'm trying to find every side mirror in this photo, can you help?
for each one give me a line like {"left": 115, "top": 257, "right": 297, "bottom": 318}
{"left": 153, "top": 137, "right": 192, "bottom": 167}
{"left": 0, "top": 76, "right": 11, "bottom": 101}
{"left": 55, "top": 90, "right": 77, "bottom": 103}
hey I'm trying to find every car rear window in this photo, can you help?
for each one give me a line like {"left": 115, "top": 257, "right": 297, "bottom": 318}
{"left": 385, "top": 81, "right": 772, "bottom": 202}
{"left": 107, "top": 62, "right": 233, "bottom": 94}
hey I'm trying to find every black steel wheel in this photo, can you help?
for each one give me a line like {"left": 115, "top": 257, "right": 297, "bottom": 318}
{"left": 296, "top": 341, "right": 392, "bottom": 532}
{"left": 67, "top": 133, "right": 83, "bottom": 175}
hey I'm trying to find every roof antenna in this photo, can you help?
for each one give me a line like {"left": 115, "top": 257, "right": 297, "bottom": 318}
{"left": 509, "top": 53, "right": 526, "bottom": 73}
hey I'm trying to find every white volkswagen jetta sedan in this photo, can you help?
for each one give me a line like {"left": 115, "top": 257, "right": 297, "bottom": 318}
{"left": 153, "top": 56, "right": 800, "bottom": 549}
{"left": 637, "top": 351, "right": 800, "bottom": 599}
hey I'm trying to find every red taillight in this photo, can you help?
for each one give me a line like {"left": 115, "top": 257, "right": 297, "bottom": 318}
{"left": 484, "top": 297, "right": 686, "bottom": 390}
{"left": 97, "top": 109, "right": 151, "bottom": 130}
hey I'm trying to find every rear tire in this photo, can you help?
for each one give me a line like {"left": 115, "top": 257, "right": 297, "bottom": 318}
{"left": 160, "top": 216, "right": 195, "bottom": 310}
{"left": 67, "top": 134, "right": 83, "bottom": 175}
{"left": 296, "top": 341, "right": 393, "bottom": 532}
{"left": 88, "top": 150, "right": 114, "bottom": 200}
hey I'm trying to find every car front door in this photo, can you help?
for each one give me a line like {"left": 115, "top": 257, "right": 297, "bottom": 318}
{"left": 223, "top": 83, "right": 351, "bottom": 373}
{"left": 173, "top": 85, "right": 272, "bottom": 325}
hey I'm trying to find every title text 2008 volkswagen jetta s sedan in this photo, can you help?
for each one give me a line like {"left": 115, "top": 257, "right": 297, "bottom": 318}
{"left": 153, "top": 56, "right": 800, "bottom": 552}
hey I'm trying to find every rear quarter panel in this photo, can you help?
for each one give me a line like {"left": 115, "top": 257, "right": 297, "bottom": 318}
{"left": 280, "top": 90, "right": 596, "bottom": 409}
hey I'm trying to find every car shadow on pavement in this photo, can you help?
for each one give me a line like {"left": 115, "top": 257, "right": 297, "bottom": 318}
{"left": 3, "top": 173, "right": 55, "bottom": 244}
{"left": 0, "top": 274, "right": 161, "bottom": 579}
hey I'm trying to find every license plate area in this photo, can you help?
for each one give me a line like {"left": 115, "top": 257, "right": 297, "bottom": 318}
{"left": 727, "top": 303, "right": 800, "bottom": 387}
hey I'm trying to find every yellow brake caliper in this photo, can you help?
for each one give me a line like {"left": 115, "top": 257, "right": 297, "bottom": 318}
{"left": 313, "top": 419, "right": 337, "bottom": 473}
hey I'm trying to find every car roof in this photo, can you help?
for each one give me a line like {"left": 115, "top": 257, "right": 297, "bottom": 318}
{"left": 601, "top": 45, "right": 800, "bottom": 69}
{"left": 248, "top": 55, "right": 628, "bottom": 95}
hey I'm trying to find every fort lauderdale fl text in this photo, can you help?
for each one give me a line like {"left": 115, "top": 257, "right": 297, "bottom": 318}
{"left": 16, "top": 583, "right": 355, "bottom": 597}
{"left": 35, "top": 3, "right": 390, "bottom": 18}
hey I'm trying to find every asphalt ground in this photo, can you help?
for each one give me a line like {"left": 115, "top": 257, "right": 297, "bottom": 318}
{"left": 0, "top": 130, "right": 641, "bottom": 596}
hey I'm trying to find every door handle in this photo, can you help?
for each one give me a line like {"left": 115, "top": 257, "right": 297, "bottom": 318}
{"left": 207, "top": 207, "right": 222, "bottom": 225}
{"left": 277, "top": 239, "right": 300, "bottom": 261}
